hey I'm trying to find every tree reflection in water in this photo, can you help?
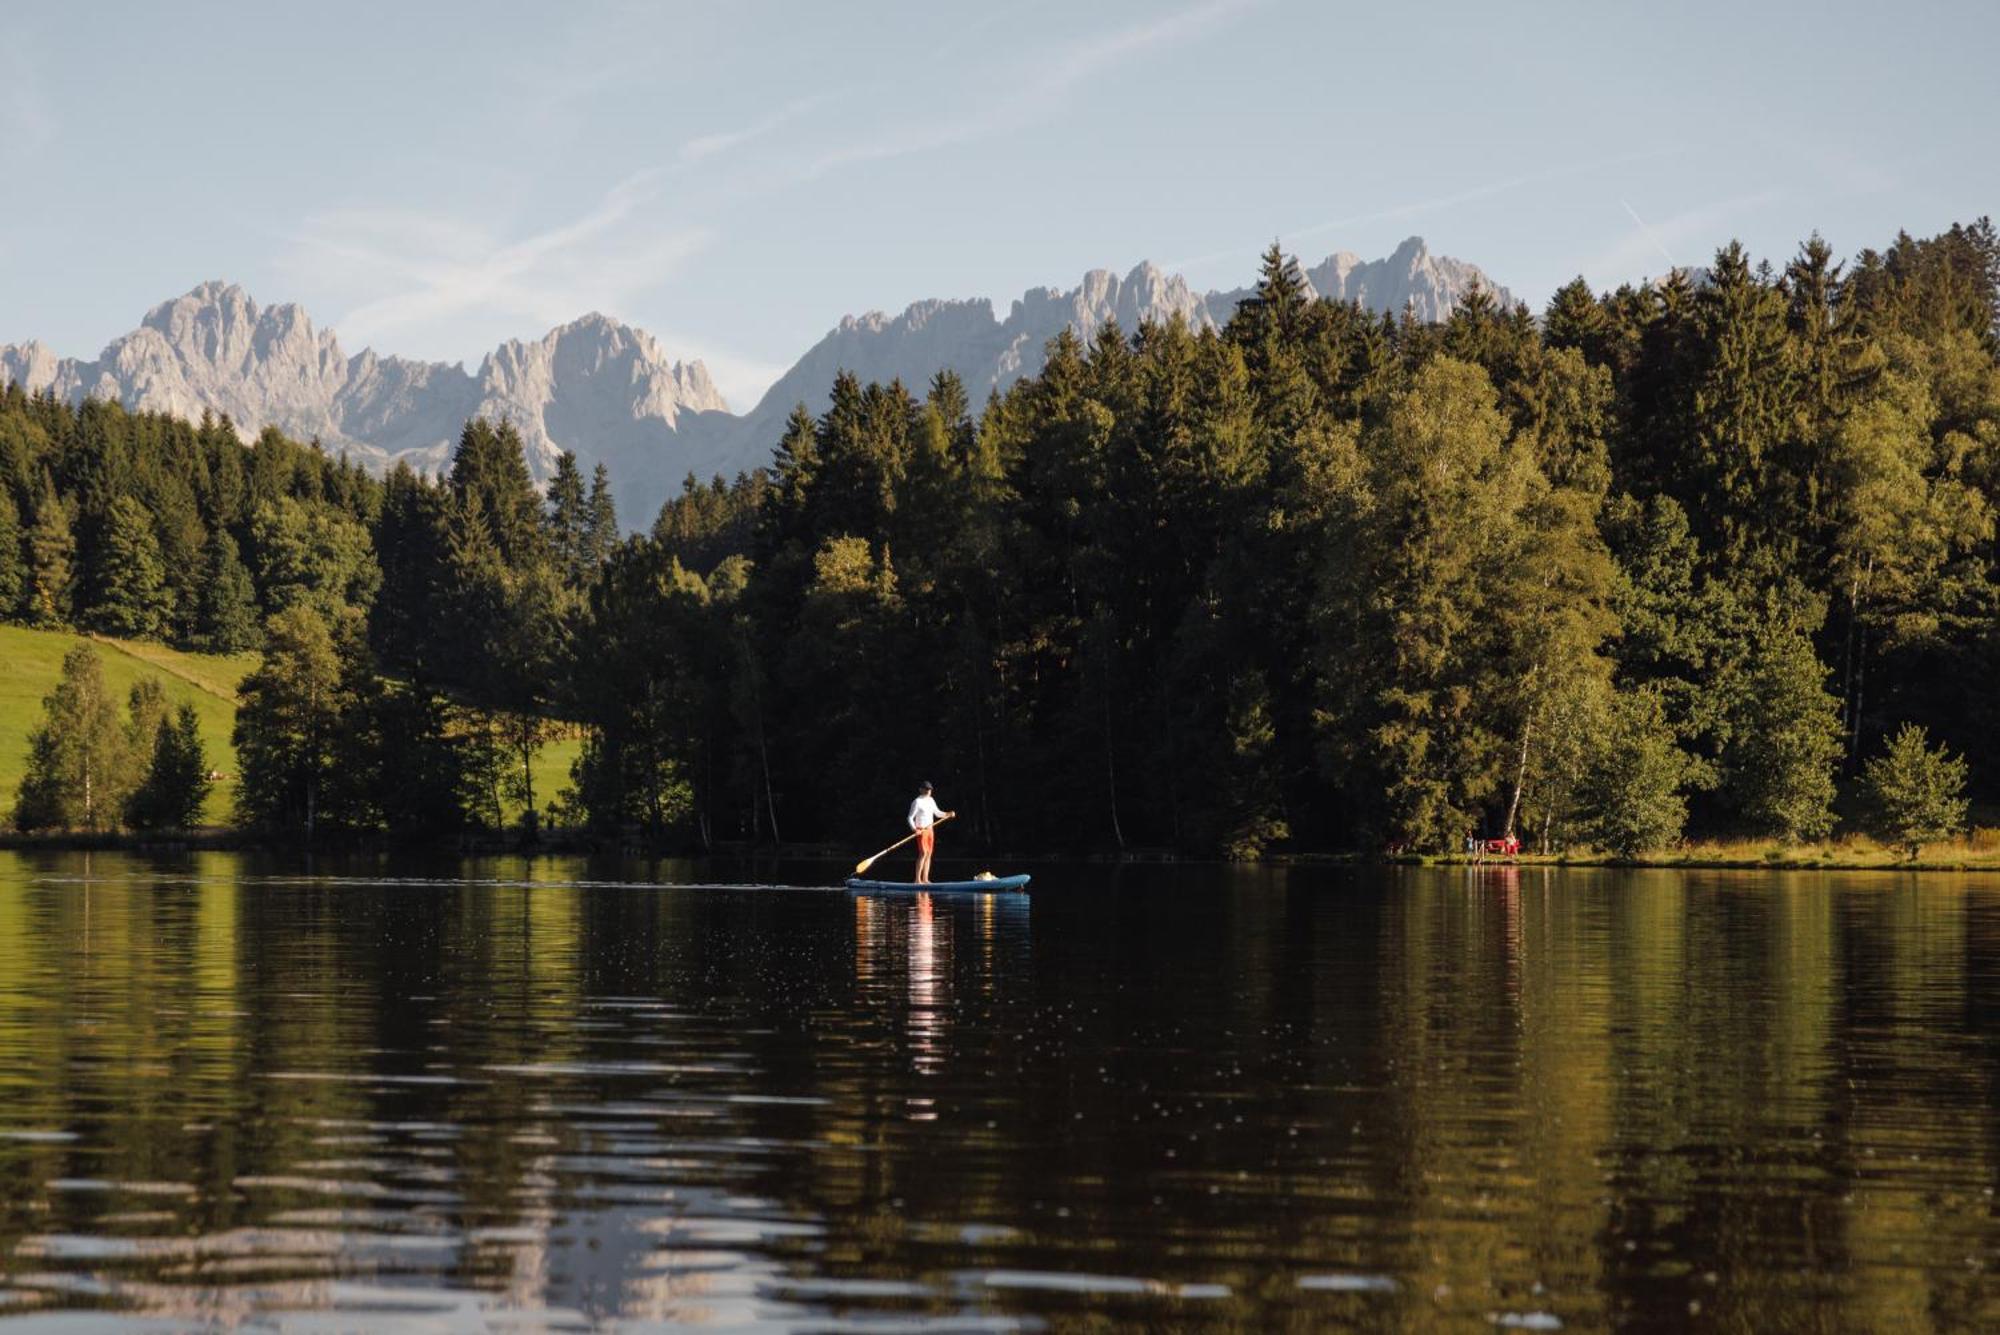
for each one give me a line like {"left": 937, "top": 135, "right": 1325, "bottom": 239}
{"left": 0, "top": 855, "right": 1996, "bottom": 1330}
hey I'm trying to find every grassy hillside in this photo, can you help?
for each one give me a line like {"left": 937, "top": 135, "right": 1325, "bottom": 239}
{"left": 0, "top": 625, "right": 257, "bottom": 824}
{"left": 1, "top": 624, "right": 582, "bottom": 829}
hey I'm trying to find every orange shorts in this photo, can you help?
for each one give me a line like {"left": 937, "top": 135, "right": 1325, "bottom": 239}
{"left": 915, "top": 826, "right": 935, "bottom": 854}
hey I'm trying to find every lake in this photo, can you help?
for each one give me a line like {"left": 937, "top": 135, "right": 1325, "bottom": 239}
{"left": 0, "top": 853, "right": 1996, "bottom": 1330}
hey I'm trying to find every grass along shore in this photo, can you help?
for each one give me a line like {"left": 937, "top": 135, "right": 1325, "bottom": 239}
{"left": 1408, "top": 832, "right": 2000, "bottom": 873}
{"left": 5, "top": 626, "right": 1988, "bottom": 868}
{"left": 0, "top": 624, "right": 255, "bottom": 824}
{"left": 0, "top": 624, "right": 581, "bottom": 830}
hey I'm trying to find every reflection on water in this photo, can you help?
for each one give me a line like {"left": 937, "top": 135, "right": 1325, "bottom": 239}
{"left": 0, "top": 854, "right": 1997, "bottom": 1329}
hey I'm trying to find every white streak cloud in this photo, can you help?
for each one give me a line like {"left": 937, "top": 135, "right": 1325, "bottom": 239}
{"left": 680, "top": 97, "right": 827, "bottom": 164}
{"left": 282, "top": 167, "right": 708, "bottom": 353}
{"left": 1584, "top": 189, "right": 1786, "bottom": 286}
{"left": 805, "top": 0, "right": 1257, "bottom": 178}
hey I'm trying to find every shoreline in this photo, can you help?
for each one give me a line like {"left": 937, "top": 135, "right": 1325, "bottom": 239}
{"left": 1364, "top": 849, "right": 2000, "bottom": 875}
{"left": 3, "top": 832, "right": 1998, "bottom": 875}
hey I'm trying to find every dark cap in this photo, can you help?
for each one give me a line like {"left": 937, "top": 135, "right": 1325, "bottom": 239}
{"left": 919, "top": 781, "right": 934, "bottom": 793}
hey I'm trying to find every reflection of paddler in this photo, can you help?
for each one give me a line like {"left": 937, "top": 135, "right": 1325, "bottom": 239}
{"left": 906, "top": 782, "right": 956, "bottom": 885}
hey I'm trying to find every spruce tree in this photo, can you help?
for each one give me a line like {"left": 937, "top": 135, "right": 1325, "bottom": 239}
{"left": 448, "top": 419, "right": 547, "bottom": 570}
{"left": 196, "top": 530, "right": 261, "bottom": 653}
{"left": 250, "top": 496, "right": 382, "bottom": 620}
{"left": 369, "top": 464, "right": 451, "bottom": 675}
{"left": 0, "top": 488, "right": 23, "bottom": 617}
{"left": 1230, "top": 241, "right": 1309, "bottom": 348}
{"left": 761, "top": 404, "right": 824, "bottom": 558}
{"left": 545, "top": 450, "right": 590, "bottom": 587}
{"left": 585, "top": 462, "right": 619, "bottom": 568}
{"left": 125, "top": 703, "right": 212, "bottom": 830}
{"left": 367, "top": 681, "right": 468, "bottom": 837}
{"left": 233, "top": 604, "right": 350, "bottom": 837}
{"left": 0, "top": 487, "right": 22, "bottom": 619}
{"left": 22, "top": 479, "right": 75, "bottom": 626}
{"left": 13, "top": 645, "right": 133, "bottom": 831}
{"left": 1686, "top": 242, "right": 1802, "bottom": 574}
{"left": 1543, "top": 277, "right": 1611, "bottom": 358}
{"left": 88, "top": 495, "right": 172, "bottom": 638}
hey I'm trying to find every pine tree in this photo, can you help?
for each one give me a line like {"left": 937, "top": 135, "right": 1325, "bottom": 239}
{"left": 1861, "top": 723, "right": 1969, "bottom": 858}
{"left": 585, "top": 462, "right": 619, "bottom": 568}
{"left": 367, "top": 681, "right": 468, "bottom": 837}
{"left": 195, "top": 530, "right": 261, "bottom": 653}
{"left": 448, "top": 419, "right": 547, "bottom": 570}
{"left": 368, "top": 464, "right": 450, "bottom": 675}
{"left": 125, "top": 703, "right": 211, "bottom": 830}
{"left": 250, "top": 495, "right": 382, "bottom": 620}
{"left": 545, "top": 450, "right": 591, "bottom": 587}
{"left": 320, "top": 628, "right": 391, "bottom": 832}
{"left": 88, "top": 494, "right": 172, "bottom": 638}
{"left": 1685, "top": 242, "right": 1803, "bottom": 574}
{"left": 233, "top": 604, "right": 350, "bottom": 837}
{"left": 1543, "top": 277, "right": 1611, "bottom": 359}
{"left": 22, "top": 479, "right": 75, "bottom": 626}
{"left": 13, "top": 645, "right": 133, "bottom": 831}
{"left": 760, "top": 404, "right": 825, "bottom": 558}
{"left": 0, "top": 487, "right": 23, "bottom": 617}
{"left": 1230, "top": 241, "right": 1309, "bottom": 349}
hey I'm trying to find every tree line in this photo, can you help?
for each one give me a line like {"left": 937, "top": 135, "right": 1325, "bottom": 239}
{"left": 5, "top": 220, "right": 1997, "bottom": 855}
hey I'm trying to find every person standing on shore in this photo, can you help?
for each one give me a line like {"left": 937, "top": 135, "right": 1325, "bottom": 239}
{"left": 907, "top": 782, "right": 954, "bottom": 884}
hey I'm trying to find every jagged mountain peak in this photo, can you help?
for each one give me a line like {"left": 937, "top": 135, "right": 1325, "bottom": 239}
{"left": 144, "top": 278, "right": 252, "bottom": 317}
{"left": 0, "top": 283, "right": 740, "bottom": 521}
{"left": 2, "top": 236, "right": 1510, "bottom": 530}
{"left": 537, "top": 309, "right": 645, "bottom": 346}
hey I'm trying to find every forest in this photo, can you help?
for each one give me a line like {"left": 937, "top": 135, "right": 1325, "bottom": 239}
{"left": 3, "top": 220, "right": 1997, "bottom": 857}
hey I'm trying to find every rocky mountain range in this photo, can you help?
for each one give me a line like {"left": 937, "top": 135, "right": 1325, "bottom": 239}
{"left": 1, "top": 237, "right": 1508, "bottom": 526}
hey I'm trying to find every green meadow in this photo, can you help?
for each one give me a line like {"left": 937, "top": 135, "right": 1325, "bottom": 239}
{"left": 0, "top": 624, "right": 256, "bottom": 824}
{"left": 0, "top": 624, "right": 581, "bottom": 831}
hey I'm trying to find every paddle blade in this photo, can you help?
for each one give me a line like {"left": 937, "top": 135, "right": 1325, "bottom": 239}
{"left": 853, "top": 856, "right": 875, "bottom": 875}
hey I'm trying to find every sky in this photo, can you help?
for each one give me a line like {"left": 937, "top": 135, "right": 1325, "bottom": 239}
{"left": 2, "top": 0, "right": 1995, "bottom": 411}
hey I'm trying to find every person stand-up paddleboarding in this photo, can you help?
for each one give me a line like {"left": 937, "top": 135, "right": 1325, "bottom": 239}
{"left": 907, "top": 782, "right": 955, "bottom": 885}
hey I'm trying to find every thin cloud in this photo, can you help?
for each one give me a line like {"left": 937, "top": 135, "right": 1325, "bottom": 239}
{"left": 919, "top": 0, "right": 1066, "bottom": 63}
{"left": 1167, "top": 148, "right": 1682, "bottom": 274}
{"left": 1, "top": 43, "right": 55, "bottom": 160}
{"left": 680, "top": 96, "right": 828, "bottom": 164}
{"left": 284, "top": 167, "right": 708, "bottom": 352}
{"left": 1619, "top": 199, "right": 1677, "bottom": 269}
{"left": 806, "top": 0, "right": 1257, "bottom": 178}
{"left": 1583, "top": 188, "right": 1786, "bottom": 286}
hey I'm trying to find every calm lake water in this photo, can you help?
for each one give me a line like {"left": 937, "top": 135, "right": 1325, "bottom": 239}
{"left": 0, "top": 853, "right": 1997, "bottom": 1331}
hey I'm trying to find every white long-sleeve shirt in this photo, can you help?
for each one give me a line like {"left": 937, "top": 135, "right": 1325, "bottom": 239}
{"left": 908, "top": 795, "right": 944, "bottom": 830}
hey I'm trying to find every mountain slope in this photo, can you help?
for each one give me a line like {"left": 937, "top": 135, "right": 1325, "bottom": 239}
{"left": 730, "top": 238, "right": 1509, "bottom": 459}
{"left": 0, "top": 286, "right": 730, "bottom": 505}
{"left": 1, "top": 238, "right": 1508, "bottom": 525}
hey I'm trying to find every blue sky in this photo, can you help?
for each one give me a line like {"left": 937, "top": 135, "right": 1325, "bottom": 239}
{"left": 2, "top": 0, "right": 1993, "bottom": 409}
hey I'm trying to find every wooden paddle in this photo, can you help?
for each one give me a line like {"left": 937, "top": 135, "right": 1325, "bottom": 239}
{"left": 853, "top": 812, "right": 955, "bottom": 875}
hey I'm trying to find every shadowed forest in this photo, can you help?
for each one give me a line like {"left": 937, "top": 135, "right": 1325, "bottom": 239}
{"left": 4, "top": 223, "right": 1998, "bottom": 856}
